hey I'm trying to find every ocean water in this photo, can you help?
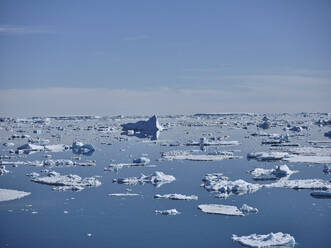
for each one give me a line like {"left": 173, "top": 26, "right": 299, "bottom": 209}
{"left": 0, "top": 114, "right": 330, "bottom": 247}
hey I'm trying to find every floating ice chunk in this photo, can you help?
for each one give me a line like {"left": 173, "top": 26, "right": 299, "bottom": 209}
{"left": 162, "top": 150, "right": 241, "bottom": 161}
{"left": 155, "top": 209, "right": 180, "bottom": 216}
{"left": 0, "top": 165, "right": 10, "bottom": 175}
{"left": 265, "top": 178, "right": 331, "bottom": 191}
{"left": 202, "top": 173, "right": 261, "bottom": 198}
{"left": 3, "top": 142, "right": 14, "bottom": 147}
{"left": 121, "top": 115, "right": 163, "bottom": 133}
{"left": 324, "top": 131, "right": 331, "bottom": 138}
{"left": 247, "top": 152, "right": 289, "bottom": 161}
{"left": 232, "top": 232, "right": 295, "bottom": 248}
{"left": 26, "top": 172, "right": 40, "bottom": 178}
{"left": 16, "top": 143, "right": 69, "bottom": 154}
{"left": 257, "top": 120, "right": 271, "bottom": 129}
{"left": 44, "top": 144, "right": 69, "bottom": 152}
{"left": 0, "top": 189, "right": 31, "bottom": 202}
{"left": 114, "top": 171, "right": 175, "bottom": 188}
{"left": 108, "top": 193, "right": 140, "bottom": 197}
{"left": 43, "top": 159, "right": 74, "bottom": 167}
{"left": 186, "top": 139, "right": 240, "bottom": 146}
{"left": 133, "top": 157, "right": 150, "bottom": 165}
{"left": 31, "top": 171, "right": 101, "bottom": 191}
{"left": 323, "top": 165, "right": 331, "bottom": 174}
{"left": 154, "top": 193, "right": 198, "bottom": 200}
{"left": 310, "top": 191, "right": 331, "bottom": 198}
{"left": 72, "top": 141, "right": 95, "bottom": 155}
{"left": 250, "top": 165, "right": 298, "bottom": 180}
{"left": 198, "top": 204, "right": 244, "bottom": 216}
{"left": 239, "top": 204, "right": 259, "bottom": 215}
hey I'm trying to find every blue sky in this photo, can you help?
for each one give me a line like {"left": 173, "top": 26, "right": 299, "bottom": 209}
{"left": 0, "top": 0, "right": 330, "bottom": 116}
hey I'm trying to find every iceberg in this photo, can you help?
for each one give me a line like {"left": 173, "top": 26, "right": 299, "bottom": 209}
{"left": 232, "top": 232, "right": 295, "bottom": 248}
{"left": 154, "top": 193, "right": 198, "bottom": 200}
{"left": 72, "top": 141, "right": 95, "bottom": 155}
{"left": 0, "top": 189, "right": 31, "bottom": 202}
{"left": 121, "top": 115, "right": 163, "bottom": 133}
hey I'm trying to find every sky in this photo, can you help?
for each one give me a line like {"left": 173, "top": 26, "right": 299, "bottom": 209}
{"left": 0, "top": 0, "right": 330, "bottom": 116}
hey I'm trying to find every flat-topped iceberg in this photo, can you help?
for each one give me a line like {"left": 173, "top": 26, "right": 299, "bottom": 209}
{"left": 114, "top": 171, "right": 175, "bottom": 188}
{"left": 0, "top": 189, "right": 31, "bottom": 202}
{"left": 31, "top": 171, "right": 101, "bottom": 191}
{"left": 198, "top": 204, "right": 244, "bottom": 216}
{"left": 121, "top": 115, "right": 163, "bottom": 133}
{"left": 154, "top": 193, "right": 198, "bottom": 200}
{"left": 202, "top": 173, "right": 261, "bottom": 198}
{"left": 232, "top": 232, "right": 295, "bottom": 248}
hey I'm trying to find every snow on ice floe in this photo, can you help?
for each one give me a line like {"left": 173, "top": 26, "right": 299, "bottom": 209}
{"left": 113, "top": 171, "right": 175, "bottom": 188}
{"left": 232, "top": 232, "right": 295, "bottom": 248}
{"left": 161, "top": 150, "right": 241, "bottom": 161}
{"left": 121, "top": 115, "right": 163, "bottom": 133}
{"left": 154, "top": 193, "right": 198, "bottom": 200}
{"left": 0, "top": 189, "right": 31, "bottom": 202}
{"left": 249, "top": 165, "right": 298, "bottom": 180}
{"left": 31, "top": 171, "right": 101, "bottom": 191}
{"left": 155, "top": 209, "right": 180, "bottom": 216}
{"left": 72, "top": 141, "right": 95, "bottom": 155}
{"left": 201, "top": 173, "right": 261, "bottom": 198}
{"left": 198, "top": 204, "right": 258, "bottom": 216}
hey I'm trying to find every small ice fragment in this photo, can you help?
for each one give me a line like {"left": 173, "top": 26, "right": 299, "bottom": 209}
{"left": 108, "top": 193, "right": 140, "bottom": 197}
{"left": 64, "top": 210, "right": 69, "bottom": 214}
{"left": 31, "top": 211, "right": 38, "bottom": 214}
{"left": 155, "top": 209, "right": 180, "bottom": 216}
{"left": 232, "top": 232, "right": 295, "bottom": 247}
{"left": 133, "top": 157, "right": 150, "bottom": 165}
{"left": 87, "top": 233, "right": 92, "bottom": 237}
{"left": 239, "top": 204, "right": 259, "bottom": 215}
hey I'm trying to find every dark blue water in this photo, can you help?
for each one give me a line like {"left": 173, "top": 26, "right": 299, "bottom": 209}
{"left": 1, "top": 115, "right": 330, "bottom": 247}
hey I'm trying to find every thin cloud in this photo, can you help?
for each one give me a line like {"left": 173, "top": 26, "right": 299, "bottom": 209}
{"left": 0, "top": 25, "right": 55, "bottom": 35}
{"left": 124, "top": 35, "right": 149, "bottom": 41}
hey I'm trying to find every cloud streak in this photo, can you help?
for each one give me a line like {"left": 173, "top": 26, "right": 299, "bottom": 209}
{"left": 0, "top": 25, "right": 55, "bottom": 35}
{"left": 0, "top": 86, "right": 329, "bottom": 117}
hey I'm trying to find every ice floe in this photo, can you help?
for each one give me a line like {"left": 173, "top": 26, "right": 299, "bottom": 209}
{"left": 113, "top": 171, "right": 175, "bottom": 188}
{"left": 0, "top": 189, "right": 31, "bottom": 202}
{"left": 198, "top": 204, "right": 244, "bottom": 216}
{"left": 202, "top": 173, "right": 261, "bottom": 198}
{"left": 247, "top": 152, "right": 289, "bottom": 161}
{"left": 232, "top": 232, "right": 295, "bottom": 248}
{"left": 249, "top": 165, "right": 298, "bottom": 180}
{"left": 16, "top": 143, "right": 69, "bottom": 154}
{"left": 161, "top": 150, "right": 241, "bottom": 161}
{"left": 264, "top": 178, "right": 331, "bottom": 191}
{"left": 31, "top": 171, "right": 101, "bottom": 191}
{"left": 154, "top": 193, "right": 198, "bottom": 200}
{"left": 155, "top": 209, "right": 180, "bottom": 215}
